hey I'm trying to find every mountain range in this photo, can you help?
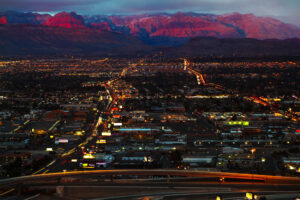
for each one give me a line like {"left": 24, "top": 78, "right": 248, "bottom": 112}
{"left": 0, "top": 11, "right": 300, "bottom": 56}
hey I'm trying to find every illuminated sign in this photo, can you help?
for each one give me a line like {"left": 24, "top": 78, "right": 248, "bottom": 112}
{"left": 75, "top": 131, "right": 83, "bottom": 135}
{"left": 81, "top": 163, "right": 95, "bottom": 168}
{"left": 46, "top": 148, "right": 53, "bottom": 151}
{"left": 226, "top": 121, "right": 249, "bottom": 126}
{"left": 82, "top": 163, "right": 88, "bottom": 167}
{"left": 83, "top": 154, "right": 95, "bottom": 159}
{"left": 245, "top": 192, "right": 253, "bottom": 200}
{"left": 113, "top": 122, "right": 122, "bottom": 126}
{"left": 58, "top": 139, "right": 69, "bottom": 143}
{"left": 102, "top": 131, "right": 111, "bottom": 136}
{"left": 96, "top": 139, "right": 106, "bottom": 144}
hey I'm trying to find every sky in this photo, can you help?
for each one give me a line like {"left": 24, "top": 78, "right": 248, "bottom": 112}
{"left": 0, "top": 0, "right": 299, "bottom": 27}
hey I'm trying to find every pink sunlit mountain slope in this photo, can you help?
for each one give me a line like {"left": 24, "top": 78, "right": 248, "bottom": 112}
{"left": 1, "top": 11, "right": 299, "bottom": 41}
{"left": 105, "top": 12, "right": 300, "bottom": 39}
{"left": 0, "top": 11, "right": 300, "bottom": 56}
{"left": 0, "top": 16, "right": 7, "bottom": 24}
{"left": 42, "top": 12, "right": 85, "bottom": 28}
{"left": 216, "top": 12, "right": 300, "bottom": 39}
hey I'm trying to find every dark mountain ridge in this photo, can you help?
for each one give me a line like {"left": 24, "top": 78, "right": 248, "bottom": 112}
{"left": 0, "top": 24, "right": 150, "bottom": 56}
{"left": 165, "top": 37, "right": 300, "bottom": 57}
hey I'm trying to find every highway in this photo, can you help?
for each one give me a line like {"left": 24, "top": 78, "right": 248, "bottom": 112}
{"left": 89, "top": 191, "right": 300, "bottom": 200}
{"left": 2, "top": 169, "right": 300, "bottom": 188}
{"left": 3, "top": 184, "right": 300, "bottom": 200}
{"left": 184, "top": 59, "right": 206, "bottom": 86}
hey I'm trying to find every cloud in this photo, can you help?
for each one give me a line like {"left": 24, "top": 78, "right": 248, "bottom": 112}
{"left": 0, "top": 0, "right": 299, "bottom": 26}
{"left": 0, "top": 0, "right": 103, "bottom": 12}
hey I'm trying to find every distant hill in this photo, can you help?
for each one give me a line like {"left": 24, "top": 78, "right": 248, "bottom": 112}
{"left": 100, "top": 12, "right": 300, "bottom": 45}
{"left": 164, "top": 37, "right": 300, "bottom": 57}
{"left": 0, "top": 24, "right": 150, "bottom": 56}
{"left": 1, "top": 11, "right": 300, "bottom": 43}
{"left": 42, "top": 12, "right": 85, "bottom": 28}
{"left": 0, "top": 11, "right": 300, "bottom": 56}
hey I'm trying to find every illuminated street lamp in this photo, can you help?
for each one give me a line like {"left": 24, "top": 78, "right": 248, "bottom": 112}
{"left": 251, "top": 148, "right": 256, "bottom": 161}
{"left": 250, "top": 148, "right": 256, "bottom": 175}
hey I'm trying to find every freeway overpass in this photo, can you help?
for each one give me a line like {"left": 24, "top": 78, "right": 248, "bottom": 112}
{"left": 2, "top": 169, "right": 300, "bottom": 199}
{"left": 2, "top": 169, "right": 300, "bottom": 187}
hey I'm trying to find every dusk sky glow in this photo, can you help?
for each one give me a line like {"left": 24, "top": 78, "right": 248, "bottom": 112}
{"left": 0, "top": 0, "right": 299, "bottom": 26}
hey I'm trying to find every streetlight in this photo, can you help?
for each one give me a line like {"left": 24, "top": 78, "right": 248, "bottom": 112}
{"left": 250, "top": 148, "right": 256, "bottom": 182}
{"left": 251, "top": 148, "right": 256, "bottom": 162}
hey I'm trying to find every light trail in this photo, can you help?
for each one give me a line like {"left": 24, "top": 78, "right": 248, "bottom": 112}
{"left": 32, "top": 159, "right": 56, "bottom": 175}
{"left": 48, "top": 120, "right": 60, "bottom": 132}
{"left": 32, "top": 167, "right": 47, "bottom": 175}
{"left": 2, "top": 169, "right": 300, "bottom": 186}
{"left": 24, "top": 193, "right": 40, "bottom": 200}
{"left": 0, "top": 188, "right": 15, "bottom": 196}
{"left": 184, "top": 59, "right": 206, "bottom": 85}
